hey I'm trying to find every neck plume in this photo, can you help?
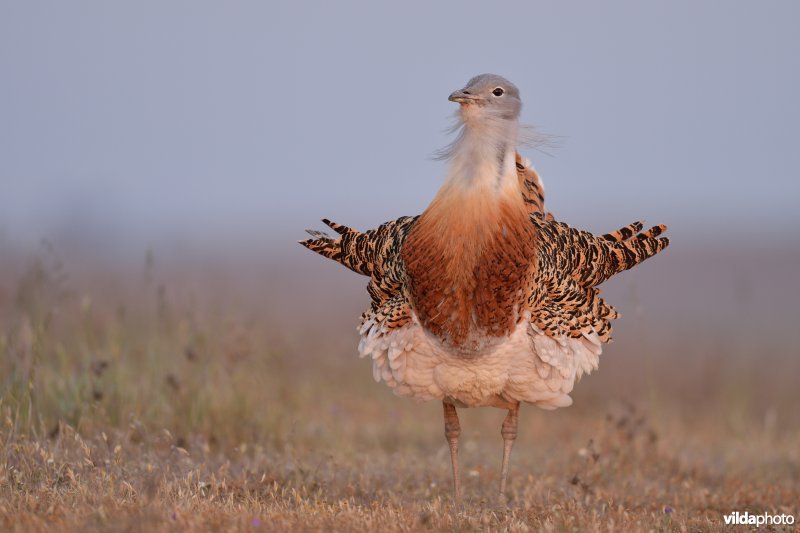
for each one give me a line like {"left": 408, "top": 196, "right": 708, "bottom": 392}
{"left": 438, "top": 115, "right": 520, "bottom": 197}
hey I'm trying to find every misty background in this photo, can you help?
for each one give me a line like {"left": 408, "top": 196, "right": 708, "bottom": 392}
{"left": 1, "top": 1, "right": 798, "bottom": 357}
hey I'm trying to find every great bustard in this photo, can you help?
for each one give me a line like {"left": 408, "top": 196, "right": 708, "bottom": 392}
{"left": 300, "top": 74, "right": 669, "bottom": 500}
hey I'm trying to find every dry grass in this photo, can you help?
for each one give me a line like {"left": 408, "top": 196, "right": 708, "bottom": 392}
{"left": 0, "top": 247, "right": 798, "bottom": 531}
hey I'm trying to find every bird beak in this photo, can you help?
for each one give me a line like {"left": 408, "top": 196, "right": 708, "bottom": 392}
{"left": 448, "top": 89, "right": 478, "bottom": 104}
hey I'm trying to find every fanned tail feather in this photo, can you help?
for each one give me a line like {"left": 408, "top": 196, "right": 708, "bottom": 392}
{"left": 533, "top": 218, "right": 669, "bottom": 288}
{"left": 300, "top": 216, "right": 419, "bottom": 278}
{"left": 299, "top": 219, "right": 372, "bottom": 276}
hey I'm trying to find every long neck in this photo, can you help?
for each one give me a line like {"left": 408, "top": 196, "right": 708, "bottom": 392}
{"left": 440, "top": 118, "right": 519, "bottom": 199}
{"left": 420, "top": 117, "right": 523, "bottom": 242}
{"left": 401, "top": 117, "right": 536, "bottom": 349}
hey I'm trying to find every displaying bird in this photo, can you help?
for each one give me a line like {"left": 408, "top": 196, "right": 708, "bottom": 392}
{"left": 300, "top": 74, "right": 669, "bottom": 501}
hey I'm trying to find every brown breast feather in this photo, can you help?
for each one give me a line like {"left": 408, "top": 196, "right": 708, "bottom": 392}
{"left": 401, "top": 191, "right": 538, "bottom": 352}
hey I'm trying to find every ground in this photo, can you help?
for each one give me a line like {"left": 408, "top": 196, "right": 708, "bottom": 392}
{"left": 0, "top": 251, "right": 798, "bottom": 531}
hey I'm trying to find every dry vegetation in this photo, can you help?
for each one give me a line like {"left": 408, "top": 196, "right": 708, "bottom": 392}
{"left": 0, "top": 245, "right": 798, "bottom": 532}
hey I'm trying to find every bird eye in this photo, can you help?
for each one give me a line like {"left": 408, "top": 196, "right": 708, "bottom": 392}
{"left": 492, "top": 87, "right": 504, "bottom": 96}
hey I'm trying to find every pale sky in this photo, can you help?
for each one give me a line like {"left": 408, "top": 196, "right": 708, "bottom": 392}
{"left": 1, "top": 0, "right": 798, "bottom": 253}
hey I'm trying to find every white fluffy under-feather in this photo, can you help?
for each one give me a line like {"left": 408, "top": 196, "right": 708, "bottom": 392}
{"left": 358, "top": 311, "right": 601, "bottom": 410}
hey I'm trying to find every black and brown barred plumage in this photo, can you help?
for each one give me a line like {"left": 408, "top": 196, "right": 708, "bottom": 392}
{"left": 300, "top": 154, "right": 668, "bottom": 347}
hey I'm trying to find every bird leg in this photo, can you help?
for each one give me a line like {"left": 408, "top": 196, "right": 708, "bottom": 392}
{"left": 442, "top": 401, "right": 462, "bottom": 502}
{"left": 499, "top": 401, "right": 520, "bottom": 496}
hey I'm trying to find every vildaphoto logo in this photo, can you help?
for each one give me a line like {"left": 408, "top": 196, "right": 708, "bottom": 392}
{"left": 723, "top": 511, "right": 795, "bottom": 526}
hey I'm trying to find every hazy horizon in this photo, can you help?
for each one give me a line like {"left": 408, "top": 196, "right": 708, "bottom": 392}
{"left": 2, "top": 1, "right": 799, "bottom": 253}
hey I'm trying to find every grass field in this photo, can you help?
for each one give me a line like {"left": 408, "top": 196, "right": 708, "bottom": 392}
{"left": 1, "top": 247, "right": 798, "bottom": 531}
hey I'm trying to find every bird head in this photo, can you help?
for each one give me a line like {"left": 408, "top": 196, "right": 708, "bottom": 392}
{"left": 448, "top": 74, "right": 522, "bottom": 123}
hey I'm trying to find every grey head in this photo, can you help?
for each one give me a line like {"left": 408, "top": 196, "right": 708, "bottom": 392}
{"left": 448, "top": 74, "right": 522, "bottom": 120}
